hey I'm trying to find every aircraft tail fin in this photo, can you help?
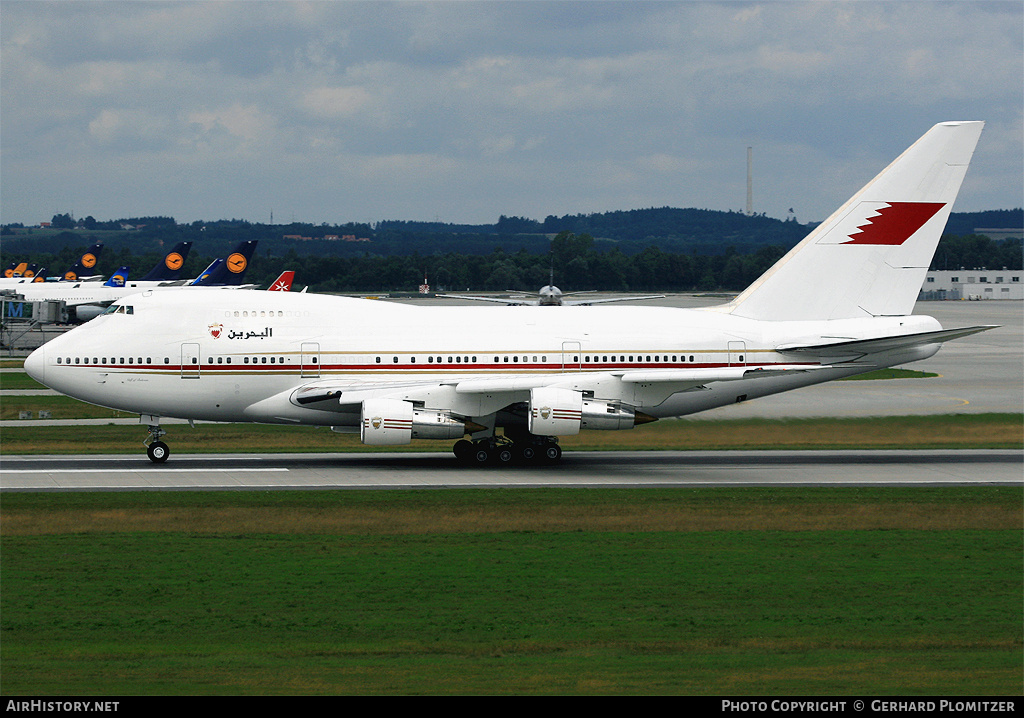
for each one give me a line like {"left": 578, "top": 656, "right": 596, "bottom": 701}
{"left": 725, "top": 122, "right": 984, "bottom": 321}
{"left": 103, "top": 267, "right": 130, "bottom": 287}
{"left": 62, "top": 243, "right": 104, "bottom": 281}
{"left": 191, "top": 241, "right": 258, "bottom": 286}
{"left": 267, "top": 271, "right": 294, "bottom": 291}
{"left": 140, "top": 242, "right": 192, "bottom": 281}
{"left": 190, "top": 259, "right": 221, "bottom": 286}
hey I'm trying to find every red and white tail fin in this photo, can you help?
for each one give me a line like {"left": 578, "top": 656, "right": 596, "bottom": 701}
{"left": 726, "top": 121, "right": 984, "bottom": 321}
{"left": 268, "top": 271, "right": 294, "bottom": 291}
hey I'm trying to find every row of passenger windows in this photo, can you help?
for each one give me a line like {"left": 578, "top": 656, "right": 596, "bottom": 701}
{"left": 56, "top": 356, "right": 289, "bottom": 365}
{"left": 372, "top": 354, "right": 700, "bottom": 364}
{"left": 58, "top": 353, "right": 704, "bottom": 366}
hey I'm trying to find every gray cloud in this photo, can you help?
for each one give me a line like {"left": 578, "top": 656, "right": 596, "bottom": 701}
{"left": 2, "top": 1, "right": 1020, "bottom": 226}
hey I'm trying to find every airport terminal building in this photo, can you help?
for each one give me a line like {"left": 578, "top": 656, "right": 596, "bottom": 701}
{"left": 920, "top": 269, "right": 1023, "bottom": 300}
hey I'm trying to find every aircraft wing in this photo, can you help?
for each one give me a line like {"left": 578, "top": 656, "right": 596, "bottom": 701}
{"left": 283, "top": 364, "right": 823, "bottom": 416}
{"left": 776, "top": 325, "right": 997, "bottom": 358}
{"left": 564, "top": 295, "right": 666, "bottom": 306}
{"left": 434, "top": 294, "right": 536, "bottom": 305}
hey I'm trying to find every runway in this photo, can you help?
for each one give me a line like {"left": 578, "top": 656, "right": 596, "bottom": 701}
{"left": 1, "top": 449, "right": 1020, "bottom": 491}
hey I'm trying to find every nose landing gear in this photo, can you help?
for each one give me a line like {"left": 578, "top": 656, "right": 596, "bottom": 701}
{"left": 143, "top": 419, "right": 170, "bottom": 463}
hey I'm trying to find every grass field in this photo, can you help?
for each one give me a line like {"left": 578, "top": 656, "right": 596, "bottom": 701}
{"left": 3, "top": 363, "right": 1021, "bottom": 694}
{"left": 2, "top": 413, "right": 1021, "bottom": 456}
{"left": 1, "top": 487, "right": 1021, "bottom": 695}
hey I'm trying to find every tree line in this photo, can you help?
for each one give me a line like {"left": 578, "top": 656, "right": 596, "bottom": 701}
{"left": 3, "top": 229, "right": 1019, "bottom": 294}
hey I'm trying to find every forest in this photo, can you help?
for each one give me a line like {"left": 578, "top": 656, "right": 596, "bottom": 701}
{"left": 2, "top": 207, "right": 1020, "bottom": 294}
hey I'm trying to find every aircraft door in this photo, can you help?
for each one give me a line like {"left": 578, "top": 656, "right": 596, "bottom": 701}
{"left": 728, "top": 341, "right": 746, "bottom": 367}
{"left": 181, "top": 343, "right": 201, "bottom": 378}
{"left": 301, "top": 342, "right": 321, "bottom": 378}
{"left": 561, "top": 341, "right": 582, "bottom": 372}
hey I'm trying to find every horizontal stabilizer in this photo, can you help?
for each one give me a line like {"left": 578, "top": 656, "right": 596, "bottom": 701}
{"left": 777, "top": 325, "right": 997, "bottom": 357}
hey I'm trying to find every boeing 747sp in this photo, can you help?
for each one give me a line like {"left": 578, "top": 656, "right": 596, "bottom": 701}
{"left": 25, "top": 122, "right": 993, "bottom": 464}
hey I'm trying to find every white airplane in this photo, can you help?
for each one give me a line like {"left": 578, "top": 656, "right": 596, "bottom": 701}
{"left": 5, "top": 241, "right": 257, "bottom": 321}
{"left": 25, "top": 121, "right": 993, "bottom": 465}
{"left": 438, "top": 271, "right": 665, "bottom": 306}
{"left": 0, "top": 243, "right": 105, "bottom": 287}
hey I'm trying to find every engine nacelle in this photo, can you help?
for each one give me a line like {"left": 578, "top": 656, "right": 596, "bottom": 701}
{"left": 581, "top": 398, "right": 644, "bottom": 431}
{"left": 360, "top": 398, "right": 472, "bottom": 445}
{"left": 528, "top": 387, "right": 583, "bottom": 435}
{"left": 528, "top": 387, "right": 648, "bottom": 435}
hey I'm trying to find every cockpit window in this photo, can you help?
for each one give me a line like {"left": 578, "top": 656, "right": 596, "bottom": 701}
{"left": 101, "top": 304, "right": 134, "bottom": 315}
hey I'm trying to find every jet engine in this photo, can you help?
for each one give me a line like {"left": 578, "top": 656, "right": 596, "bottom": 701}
{"left": 527, "top": 387, "right": 653, "bottom": 435}
{"left": 360, "top": 398, "right": 478, "bottom": 445}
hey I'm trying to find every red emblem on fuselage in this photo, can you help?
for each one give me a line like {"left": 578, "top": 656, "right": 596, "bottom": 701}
{"left": 209, "top": 324, "right": 223, "bottom": 339}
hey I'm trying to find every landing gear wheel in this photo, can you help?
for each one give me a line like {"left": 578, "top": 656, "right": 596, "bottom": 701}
{"left": 543, "top": 442, "right": 562, "bottom": 462}
{"left": 517, "top": 444, "right": 537, "bottom": 463}
{"left": 471, "top": 445, "right": 492, "bottom": 464}
{"left": 494, "top": 445, "right": 514, "bottom": 464}
{"left": 147, "top": 441, "right": 170, "bottom": 463}
{"left": 453, "top": 439, "right": 473, "bottom": 460}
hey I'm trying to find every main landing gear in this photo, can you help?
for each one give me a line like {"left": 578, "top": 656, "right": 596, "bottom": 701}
{"left": 144, "top": 421, "right": 170, "bottom": 463}
{"left": 452, "top": 435, "right": 562, "bottom": 465}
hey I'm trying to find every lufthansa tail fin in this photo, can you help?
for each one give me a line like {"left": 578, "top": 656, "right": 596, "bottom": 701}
{"left": 103, "top": 267, "right": 130, "bottom": 287}
{"left": 267, "top": 271, "right": 294, "bottom": 291}
{"left": 725, "top": 122, "right": 984, "bottom": 321}
{"left": 191, "top": 241, "right": 257, "bottom": 286}
{"left": 140, "top": 242, "right": 192, "bottom": 281}
{"left": 62, "top": 243, "right": 104, "bottom": 281}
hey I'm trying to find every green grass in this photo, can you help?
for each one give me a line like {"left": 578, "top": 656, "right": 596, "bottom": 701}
{"left": 2, "top": 413, "right": 1020, "bottom": 455}
{"left": 839, "top": 368, "right": 939, "bottom": 380}
{"left": 0, "top": 371, "right": 49, "bottom": 390}
{"left": 1, "top": 488, "right": 1021, "bottom": 695}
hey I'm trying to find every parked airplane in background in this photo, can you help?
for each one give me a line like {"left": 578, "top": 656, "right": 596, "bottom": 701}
{"left": 0, "top": 264, "right": 48, "bottom": 284}
{"left": 438, "top": 270, "right": 665, "bottom": 306}
{"left": 0, "top": 243, "right": 105, "bottom": 287}
{"left": 5, "top": 240, "right": 259, "bottom": 321}
{"left": 188, "top": 241, "right": 258, "bottom": 287}
{"left": 103, "top": 267, "right": 131, "bottom": 287}
{"left": 60, "top": 243, "right": 104, "bottom": 281}
{"left": 268, "top": 271, "right": 295, "bottom": 291}
{"left": 26, "top": 122, "right": 992, "bottom": 465}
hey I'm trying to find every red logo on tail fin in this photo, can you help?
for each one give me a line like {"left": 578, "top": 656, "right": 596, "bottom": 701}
{"left": 842, "top": 202, "right": 945, "bottom": 246}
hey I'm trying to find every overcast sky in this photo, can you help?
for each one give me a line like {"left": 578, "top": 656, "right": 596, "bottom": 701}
{"left": 2, "top": 0, "right": 1021, "bottom": 227}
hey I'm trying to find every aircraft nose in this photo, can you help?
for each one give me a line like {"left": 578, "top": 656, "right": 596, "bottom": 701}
{"left": 24, "top": 344, "right": 46, "bottom": 386}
